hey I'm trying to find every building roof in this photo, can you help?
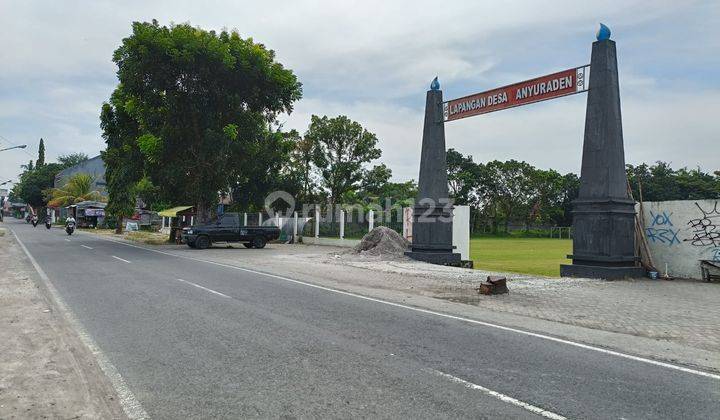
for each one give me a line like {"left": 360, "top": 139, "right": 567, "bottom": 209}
{"left": 67, "top": 200, "right": 107, "bottom": 209}
{"left": 158, "top": 206, "right": 194, "bottom": 217}
{"left": 54, "top": 155, "right": 103, "bottom": 179}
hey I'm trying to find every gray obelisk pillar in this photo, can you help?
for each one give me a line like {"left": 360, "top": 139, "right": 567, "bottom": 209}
{"left": 405, "top": 79, "right": 460, "bottom": 264}
{"left": 560, "top": 34, "right": 644, "bottom": 279}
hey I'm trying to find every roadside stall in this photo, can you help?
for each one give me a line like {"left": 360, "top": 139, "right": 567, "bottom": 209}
{"left": 158, "top": 206, "right": 196, "bottom": 242}
{"left": 130, "top": 209, "right": 161, "bottom": 230}
{"left": 67, "top": 201, "right": 107, "bottom": 228}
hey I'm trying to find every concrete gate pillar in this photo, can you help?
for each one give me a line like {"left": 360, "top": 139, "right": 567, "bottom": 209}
{"left": 561, "top": 34, "right": 644, "bottom": 279}
{"left": 405, "top": 79, "right": 460, "bottom": 264}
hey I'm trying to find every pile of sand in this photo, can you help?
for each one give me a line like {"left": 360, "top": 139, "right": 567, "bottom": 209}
{"left": 354, "top": 226, "right": 410, "bottom": 257}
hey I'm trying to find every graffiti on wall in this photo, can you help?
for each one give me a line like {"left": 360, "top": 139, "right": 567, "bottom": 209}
{"left": 685, "top": 201, "right": 720, "bottom": 247}
{"left": 646, "top": 210, "right": 680, "bottom": 246}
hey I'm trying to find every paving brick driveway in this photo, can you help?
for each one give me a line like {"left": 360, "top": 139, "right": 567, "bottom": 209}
{"left": 432, "top": 276, "right": 720, "bottom": 353}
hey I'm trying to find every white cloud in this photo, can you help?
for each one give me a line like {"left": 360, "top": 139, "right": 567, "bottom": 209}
{"left": 0, "top": 0, "right": 718, "bottom": 183}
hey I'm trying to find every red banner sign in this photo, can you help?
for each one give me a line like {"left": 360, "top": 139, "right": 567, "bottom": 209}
{"left": 443, "top": 65, "right": 590, "bottom": 122}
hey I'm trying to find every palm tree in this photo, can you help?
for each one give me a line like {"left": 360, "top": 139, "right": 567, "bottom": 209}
{"left": 46, "top": 173, "right": 106, "bottom": 207}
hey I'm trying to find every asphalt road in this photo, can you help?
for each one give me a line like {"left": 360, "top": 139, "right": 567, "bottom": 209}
{"left": 7, "top": 219, "right": 719, "bottom": 419}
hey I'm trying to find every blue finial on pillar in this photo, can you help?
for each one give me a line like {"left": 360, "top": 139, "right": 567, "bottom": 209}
{"left": 596, "top": 23, "right": 611, "bottom": 41}
{"left": 430, "top": 76, "right": 440, "bottom": 91}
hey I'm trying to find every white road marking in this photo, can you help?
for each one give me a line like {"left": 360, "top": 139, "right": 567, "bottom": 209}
{"left": 64, "top": 238, "right": 71, "bottom": 242}
{"left": 81, "top": 245, "right": 93, "bottom": 250}
{"left": 431, "top": 369, "right": 566, "bottom": 420}
{"left": 111, "top": 255, "right": 132, "bottom": 264}
{"left": 176, "top": 278, "right": 231, "bottom": 298}
{"left": 79, "top": 230, "right": 720, "bottom": 381}
{"left": 9, "top": 228, "right": 149, "bottom": 419}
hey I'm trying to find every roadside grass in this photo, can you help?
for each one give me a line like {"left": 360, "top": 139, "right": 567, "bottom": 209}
{"left": 124, "top": 231, "right": 169, "bottom": 245}
{"left": 77, "top": 227, "right": 170, "bottom": 245}
{"left": 0, "top": 228, "right": 5, "bottom": 237}
{"left": 470, "top": 237, "right": 572, "bottom": 277}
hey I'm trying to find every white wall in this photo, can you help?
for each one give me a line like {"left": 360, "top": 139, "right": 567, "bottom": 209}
{"left": 639, "top": 200, "right": 720, "bottom": 279}
{"left": 452, "top": 205, "right": 470, "bottom": 261}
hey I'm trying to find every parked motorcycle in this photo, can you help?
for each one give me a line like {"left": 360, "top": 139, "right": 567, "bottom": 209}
{"left": 65, "top": 221, "right": 75, "bottom": 235}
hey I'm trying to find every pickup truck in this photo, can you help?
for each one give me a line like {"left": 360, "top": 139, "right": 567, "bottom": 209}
{"left": 181, "top": 212, "right": 280, "bottom": 249}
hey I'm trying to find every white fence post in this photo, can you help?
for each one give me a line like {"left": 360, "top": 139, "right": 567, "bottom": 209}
{"left": 368, "top": 210, "right": 374, "bottom": 231}
{"left": 403, "top": 207, "right": 414, "bottom": 241}
{"left": 339, "top": 210, "right": 345, "bottom": 239}
{"left": 258, "top": 212, "right": 263, "bottom": 226}
{"left": 314, "top": 208, "right": 320, "bottom": 238}
{"left": 402, "top": 207, "right": 407, "bottom": 237}
{"left": 293, "top": 211, "right": 298, "bottom": 237}
{"left": 275, "top": 213, "right": 280, "bottom": 227}
{"left": 243, "top": 212, "right": 248, "bottom": 226}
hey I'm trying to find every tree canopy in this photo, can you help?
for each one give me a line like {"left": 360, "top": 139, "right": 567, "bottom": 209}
{"left": 306, "top": 115, "right": 382, "bottom": 206}
{"left": 444, "top": 149, "right": 581, "bottom": 233}
{"left": 101, "top": 20, "right": 302, "bottom": 222}
{"left": 57, "top": 153, "right": 89, "bottom": 168}
{"left": 626, "top": 162, "right": 719, "bottom": 201}
{"left": 36, "top": 138, "right": 45, "bottom": 167}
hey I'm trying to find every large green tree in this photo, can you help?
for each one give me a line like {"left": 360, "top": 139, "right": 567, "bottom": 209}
{"left": 306, "top": 115, "right": 382, "bottom": 206}
{"left": 360, "top": 164, "right": 392, "bottom": 198}
{"left": 230, "top": 126, "right": 300, "bottom": 211}
{"left": 101, "top": 20, "right": 302, "bottom": 222}
{"left": 100, "top": 87, "right": 144, "bottom": 232}
{"left": 446, "top": 148, "right": 482, "bottom": 205}
{"left": 286, "top": 133, "right": 318, "bottom": 205}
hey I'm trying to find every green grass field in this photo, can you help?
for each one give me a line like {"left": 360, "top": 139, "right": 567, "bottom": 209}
{"left": 470, "top": 237, "right": 572, "bottom": 277}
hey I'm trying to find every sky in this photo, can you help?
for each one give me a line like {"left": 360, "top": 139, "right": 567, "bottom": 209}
{"left": 1, "top": 0, "right": 719, "bottom": 188}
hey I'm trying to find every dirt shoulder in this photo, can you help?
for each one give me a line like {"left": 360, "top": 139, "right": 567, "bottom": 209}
{"left": 0, "top": 227, "right": 127, "bottom": 419}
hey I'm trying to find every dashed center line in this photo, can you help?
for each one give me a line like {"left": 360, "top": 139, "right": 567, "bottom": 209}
{"left": 430, "top": 370, "right": 566, "bottom": 420}
{"left": 64, "top": 239, "right": 71, "bottom": 242}
{"left": 112, "top": 255, "right": 132, "bottom": 264}
{"left": 176, "top": 278, "right": 231, "bottom": 298}
{"left": 81, "top": 245, "right": 93, "bottom": 250}
{"left": 78, "top": 229, "right": 720, "bottom": 381}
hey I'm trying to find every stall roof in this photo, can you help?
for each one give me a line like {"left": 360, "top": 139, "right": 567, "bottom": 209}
{"left": 158, "top": 206, "right": 194, "bottom": 217}
{"left": 67, "top": 201, "right": 107, "bottom": 209}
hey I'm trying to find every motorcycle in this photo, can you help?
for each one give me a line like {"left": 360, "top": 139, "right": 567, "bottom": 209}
{"left": 31, "top": 216, "right": 38, "bottom": 227}
{"left": 65, "top": 221, "right": 75, "bottom": 236}
{"left": 45, "top": 220, "right": 52, "bottom": 229}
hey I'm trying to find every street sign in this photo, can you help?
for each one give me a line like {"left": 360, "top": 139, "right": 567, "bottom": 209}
{"left": 443, "top": 65, "right": 590, "bottom": 122}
